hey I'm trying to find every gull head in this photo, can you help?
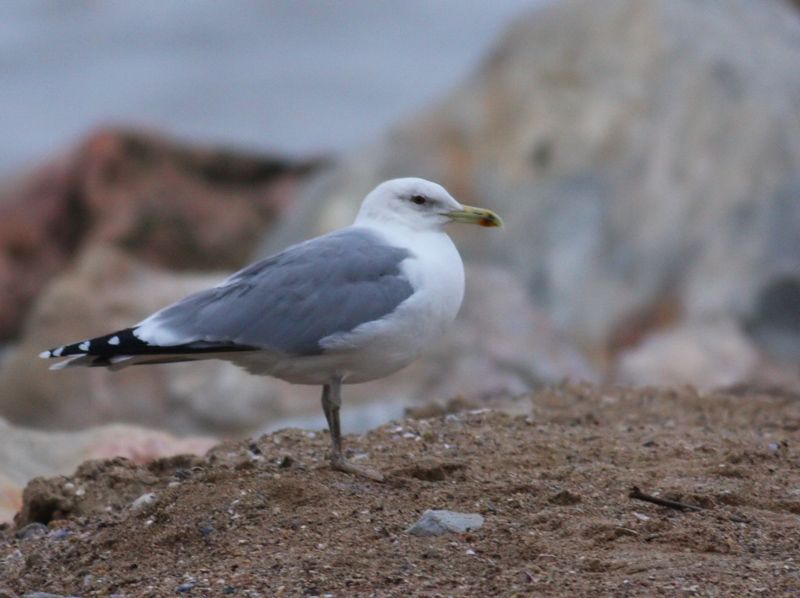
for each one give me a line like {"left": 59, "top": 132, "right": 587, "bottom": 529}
{"left": 355, "top": 177, "right": 503, "bottom": 232}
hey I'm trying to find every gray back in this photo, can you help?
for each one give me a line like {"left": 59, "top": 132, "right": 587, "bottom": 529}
{"left": 145, "top": 228, "right": 415, "bottom": 355}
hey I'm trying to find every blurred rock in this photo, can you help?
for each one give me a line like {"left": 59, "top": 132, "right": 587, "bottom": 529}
{"left": 0, "top": 416, "right": 214, "bottom": 524}
{"left": 0, "top": 247, "right": 593, "bottom": 434}
{"left": 0, "top": 245, "right": 283, "bottom": 433}
{"left": 613, "top": 319, "right": 760, "bottom": 391}
{"left": 0, "top": 127, "right": 322, "bottom": 340}
{"left": 263, "top": 0, "right": 800, "bottom": 366}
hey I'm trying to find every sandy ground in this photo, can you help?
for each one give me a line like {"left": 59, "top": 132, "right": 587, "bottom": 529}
{"left": 1, "top": 383, "right": 799, "bottom": 597}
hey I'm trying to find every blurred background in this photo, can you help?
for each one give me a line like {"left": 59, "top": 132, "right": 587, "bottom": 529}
{"left": 1, "top": 0, "right": 799, "bottom": 520}
{"left": 0, "top": 0, "right": 543, "bottom": 175}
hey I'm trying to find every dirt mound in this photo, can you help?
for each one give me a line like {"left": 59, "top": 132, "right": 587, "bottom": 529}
{"left": 1, "top": 384, "right": 799, "bottom": 596}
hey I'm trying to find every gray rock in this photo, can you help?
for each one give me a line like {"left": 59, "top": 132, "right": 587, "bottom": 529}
{"left": 21, "top": 593, "right": 71, "bottom": 598}
{"left": 406, "top": 510, "right": 485, "bottom": 536}
{"left": 263, "top": 0, "right": 800, "bottom": 370}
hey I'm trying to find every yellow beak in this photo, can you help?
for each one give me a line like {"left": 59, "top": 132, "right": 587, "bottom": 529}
{"left": 446, "top": 205, "right": 504, "bottom": 228}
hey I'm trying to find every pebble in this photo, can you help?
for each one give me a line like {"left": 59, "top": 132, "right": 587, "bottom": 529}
{"left": 173, "top": 468, "right": 192, "bottom": 481}
{"left": 130, "top": 493, "right": 157, "bottom": 511}
{"left": 177, "top": 582, "right": 195, "bottom": 593}
{"left": 21, "top": 593, "right": 72, "bottom": 598}
{"left": 14, "top": 523, "right": 49, "bottom": 540}
{"left": 406, "top": 510, "right": 485, "bottom": 536}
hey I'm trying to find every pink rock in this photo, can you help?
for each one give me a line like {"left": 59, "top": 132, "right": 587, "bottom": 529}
{"left": 0, "top": 127, "right": 321, "bottom": 340}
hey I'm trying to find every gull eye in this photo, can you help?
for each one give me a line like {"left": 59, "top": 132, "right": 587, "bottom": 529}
{"left": 410, "top": 194, "right": 427, "bottom": 206}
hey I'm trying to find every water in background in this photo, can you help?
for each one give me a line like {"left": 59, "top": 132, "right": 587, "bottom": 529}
{"left": 0, "top": 0, "right": 544, "bottom": 176}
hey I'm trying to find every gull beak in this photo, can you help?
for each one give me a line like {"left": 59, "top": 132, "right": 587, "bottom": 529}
{"left": 446, "top": 205, "right": 504, "bottom": 228}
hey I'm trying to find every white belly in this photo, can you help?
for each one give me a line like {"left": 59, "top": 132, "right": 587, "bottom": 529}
{"left": 232, "top": 229, "right": 465, "bottom": 385}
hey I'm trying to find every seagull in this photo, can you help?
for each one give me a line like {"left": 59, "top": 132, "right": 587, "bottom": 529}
{"left": 40, "top": 178, "right": 502, "bottom": 481}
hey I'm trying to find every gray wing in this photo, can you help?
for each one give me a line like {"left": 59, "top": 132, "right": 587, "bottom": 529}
{"left": 136, "top": 228, "right": 415, "bottom": 356}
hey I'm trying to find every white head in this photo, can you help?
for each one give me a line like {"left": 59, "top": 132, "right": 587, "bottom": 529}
{"left": 355, "top": 177, "right": 502, "bottom": 232}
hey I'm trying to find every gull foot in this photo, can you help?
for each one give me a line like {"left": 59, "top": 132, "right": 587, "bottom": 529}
{"left": 330, "top": 457, "right": 385, "bottom": 482}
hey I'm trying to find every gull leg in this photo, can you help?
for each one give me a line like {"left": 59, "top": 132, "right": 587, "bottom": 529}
{"left": 321, "top": 378, "right": 384, "bottom": 482}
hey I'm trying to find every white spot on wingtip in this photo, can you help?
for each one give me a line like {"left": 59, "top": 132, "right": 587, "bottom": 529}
{"left": 38, "top": 350, "right": 50, "bottom": 359}
{"left": 78, "top": 341, "right": 90, "bottom": 351}
{"left": 134, "top": 320, "right": 181, "bottom": 346}
{"left": 53, "top": 347, "right": 63, "bottom": 357}
{"left": 108, "top": 335, "right": 120, "bottom": 346}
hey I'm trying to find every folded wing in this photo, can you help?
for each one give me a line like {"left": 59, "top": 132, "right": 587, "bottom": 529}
{"left": 42, "top": 228, "right": 416, "bottom": 368}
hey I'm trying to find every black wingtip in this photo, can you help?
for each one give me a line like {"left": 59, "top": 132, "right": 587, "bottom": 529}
{"left": 41, "top": 327, "right": 257, "bottom": 361}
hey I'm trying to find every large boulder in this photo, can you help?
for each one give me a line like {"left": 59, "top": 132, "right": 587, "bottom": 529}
{"left": 0, "top": 128, "right": 322, "bottom": 341}
{"left": 0, "top": 247, "right": 593, "bottom": 434}
{"left": 263, "top": 0, "right": 800, "bottom": 365}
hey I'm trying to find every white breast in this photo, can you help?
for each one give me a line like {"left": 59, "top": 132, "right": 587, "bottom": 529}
{"left": 315, "top": 226, "right": 465, "bottom": 383}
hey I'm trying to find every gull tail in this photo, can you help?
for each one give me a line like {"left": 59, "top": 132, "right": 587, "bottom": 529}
{"left": 40, "top": 327, "right": 257, "bottom": 371}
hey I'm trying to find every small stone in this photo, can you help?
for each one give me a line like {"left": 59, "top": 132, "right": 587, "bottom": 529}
{"left": 177, "top": 582, "right": 195, "bottom": 593}
{"left": 14, "top": 522, "right": 49, "bottom": 540}
{"left": 173, "top": 468, "right": 192, "bottom": 481}
{"left": 406, "top": 510, "right": 485, "bottom": 536}
{"left": 199, "top": 524, "right": 215, "bottom": 537}
{"left": 21, "top": 593, "right": 69, "bottom": 598}
{"left": 248, "top": 442, "right": 262, "bottom": 455}
{"left": 50, "top": 528, "right": 70, "bottom": 540}
{"left": 130, "top": 493, "right": 156, "bottom": 511}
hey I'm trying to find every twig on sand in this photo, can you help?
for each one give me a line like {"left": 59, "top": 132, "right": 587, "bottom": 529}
{"left": 629, "top": 486, "right": 752, "bottom": 524}
{"left": 629, "top": 486, "right": 703, "bottom": 512}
